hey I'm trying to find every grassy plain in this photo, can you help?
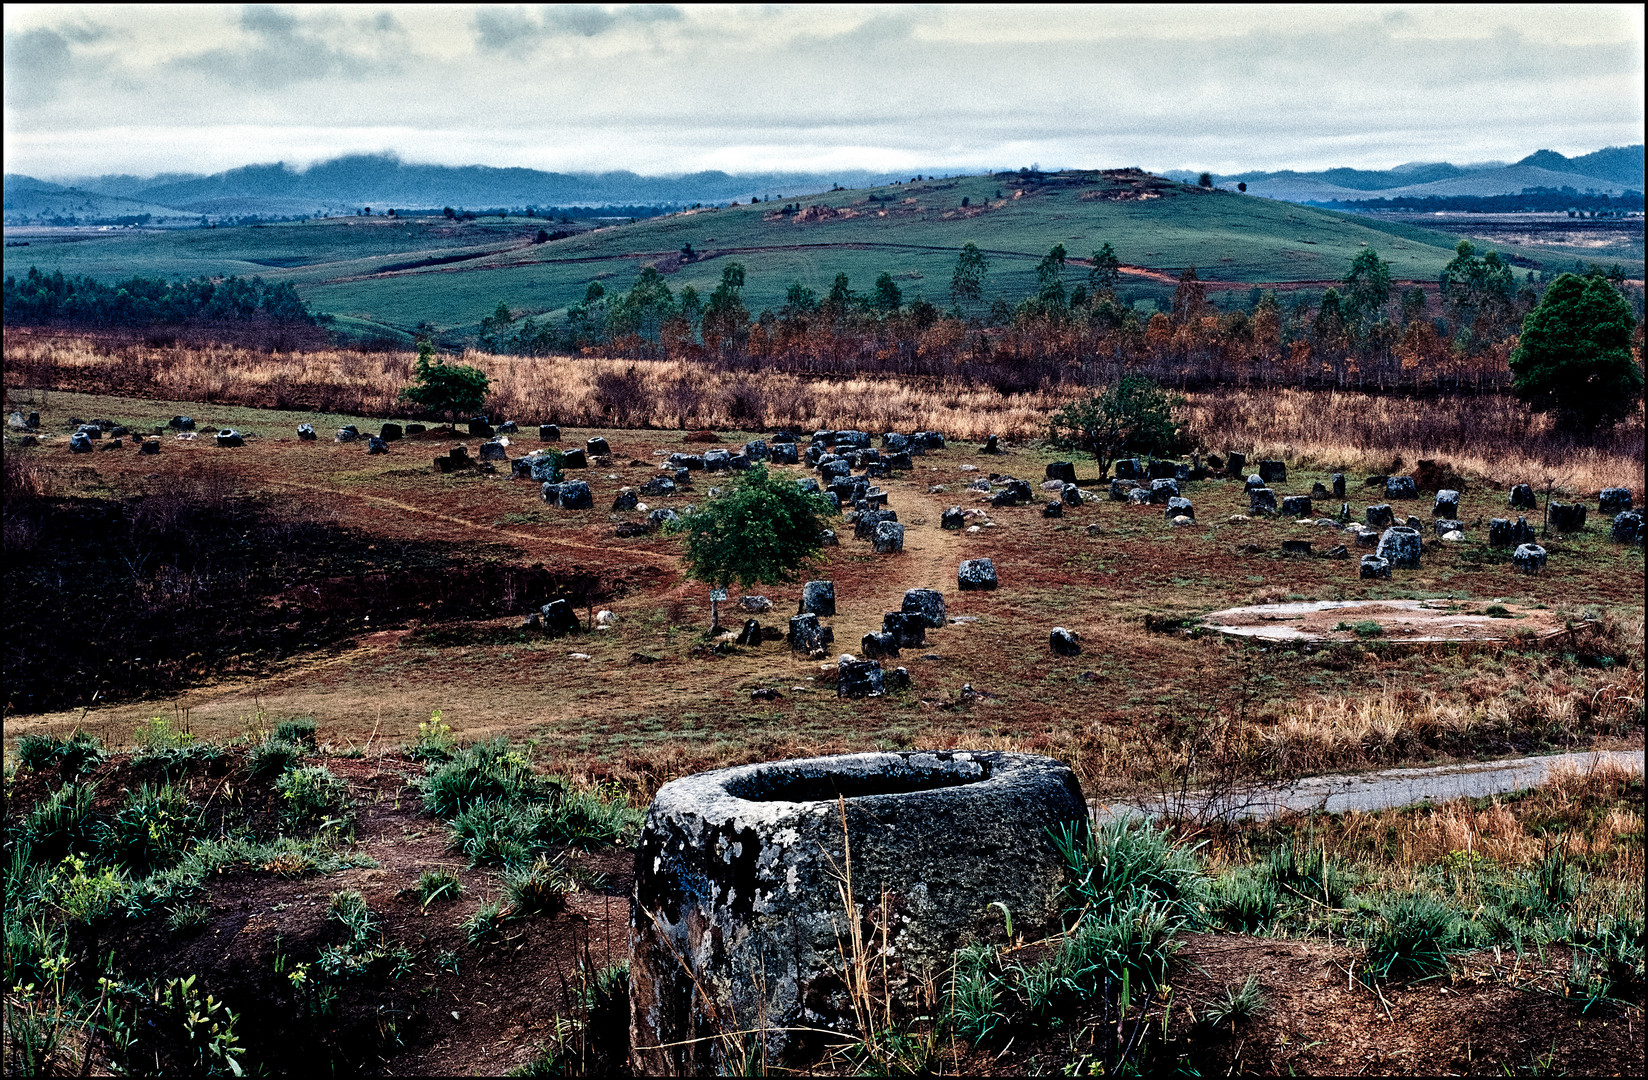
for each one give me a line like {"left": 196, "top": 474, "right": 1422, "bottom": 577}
{"left": 13, "top": 170, "right": 1638, "bottom": 339}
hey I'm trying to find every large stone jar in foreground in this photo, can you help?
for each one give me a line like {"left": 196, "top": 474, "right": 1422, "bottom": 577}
{"left": 630, "top": 751, "right": 1086, "bottom": 1074}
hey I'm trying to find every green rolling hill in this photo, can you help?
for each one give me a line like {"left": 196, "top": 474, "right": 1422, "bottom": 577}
{"left": 8, "top": 169, "right": 1633, "bottom": 341}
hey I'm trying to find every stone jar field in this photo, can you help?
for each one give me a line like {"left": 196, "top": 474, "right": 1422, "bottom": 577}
{"left": 3, "top": 386, "right": 1643, "bottom": 807}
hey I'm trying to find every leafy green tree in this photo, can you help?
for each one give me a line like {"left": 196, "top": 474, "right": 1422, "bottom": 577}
{"left": 478, "top": 300, "right": 515, "bottom": 353}
{"left": 1089, "top": 243, "right": 1121, "bottom": 294}
{"left": 1440, "top": 240, "right": 1515, "bottom": 326}
{"left": 565, "top": 282, "right": 607, "bottom": 348}
{"left": 672, "top": 465, "right": 836, "bottom": 630}
{"left": 949, "top": 242, "right": 989, "bottom": 314}
{"left": 399, "top": 340, "right": 490, "bottom": 426}
{"left": 1036, "top": 243, "right": 1069, "bottom": 308}
{"left": 872, "top": 272, "right": 903, "bottom": 313}
{"left": 607, "top": 266, "right": 677, "bottom": 345}
{"left": 782, "top": 281, "right": 819, "bottom": 317}
{"left": 1047, "top": 376, "right": 1186, "bottom": 477}
{"left": 702, "top": 262, "right": 750, "bottom": 358}
{"left": 1342, "top": 248, "right": 1392, "bottom": 324}
{"left": 823, "top": 272, "right": 856, "bottom": 318}
{"left": 1509, "top": 273, "right": 1642, "bottom": 431}
{"left": 1197, "top": 172, "right": 1213, "bottom": 189}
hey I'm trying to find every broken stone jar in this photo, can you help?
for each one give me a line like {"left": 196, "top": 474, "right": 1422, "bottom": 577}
{"left": 629, "top": 751, "right": 1087, "bottom": 1075}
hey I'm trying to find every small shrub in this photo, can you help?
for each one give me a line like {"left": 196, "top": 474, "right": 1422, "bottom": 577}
{"left": 503, "top": 854, "right": 575, "bottom": 916}
{"left": 23, "top": 783, "right": 101, "bottom": 864}
{"left": 410, "top": 709, "right": 457, "bottom": 763}
{"left": 1211, "top": 867, "right": 1280, "bottom": 933}
{"left": 1362, "top": 892, "right": 1474, "bottom": 981}
{"left": 329, "top": 889, "right": 377, "bottom": 944}
{"left": 15, "top": 730, "right": 105, "bottom": 776}
{"left": 248, "top": 737, "right": 306, "bottom": 780}
{"left": 1263, "top": 833, "right": 1352, "bottom": 908}
{"left": 1052, "top": 816, "right": 1208, "bottom": 921}
{"left": 1198, "top": 975, "right": 1267, "bottom": 1032}
{"left": 1021, "top": 896, "right": 1180, "bottom": 1019}
{"left": 133, "top": 715, "right": 195, "bottom": 752}
{"left": 448, "top": 800, "right": 534, "bottom": 867}
{"left": 536, "top": 784, "right": 644, "bottom": 848}
{"left": 421, "top": 739, "right": 556, "bottom": 818}
{"left": 273, "top": 718, "right": 318, "bottom": 745}
{"left": 415, "top": 869, "right": 464, "bottom": 908}
{"left": 104, "top": 783, "right": 201, "bottom": 874}
{"left": 1334, "top": 620, "right": 1384, "bottom": 638}
{"left": 46, "top": 854, "right": 128, "bottom": 925}
{"left": 166, "top": 902, "right": 213, "bottom": 933}
{"left": 950, "top": 944, "right": 1006, "bottom": 1044}
{"left": 462, "top": 899, "right": 504, "bottom": 945}
{"left": 275, "top": 766, "right": 352, "bottom": 834}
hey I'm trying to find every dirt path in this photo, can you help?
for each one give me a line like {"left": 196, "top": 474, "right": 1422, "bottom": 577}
{"left": 264, "top": 479, "right": 678, "bottom": 568}
{"left": 1100, "top": 749, "right": 1647, "bottom": 823}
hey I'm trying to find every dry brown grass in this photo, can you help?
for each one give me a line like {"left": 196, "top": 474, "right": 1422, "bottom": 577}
{"left": 8, "top": 330, "right": 1641, "bottom": 493}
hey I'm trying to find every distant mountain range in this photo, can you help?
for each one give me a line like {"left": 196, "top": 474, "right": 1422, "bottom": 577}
{"left": 1169, "top": 146, "right": 1644, "bottom": 204}
{"left": 5, "top": 147, "right": 1641, "bottom": 227}
{"left": 2, "top": 155, "right": 906, "bottom": 225}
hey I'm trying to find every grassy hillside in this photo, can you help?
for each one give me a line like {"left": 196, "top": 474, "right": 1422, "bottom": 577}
{"left": 8, "top": 169, "right": 1634, "bottom": 338}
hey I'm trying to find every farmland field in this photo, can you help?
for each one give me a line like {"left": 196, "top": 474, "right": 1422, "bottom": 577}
{"left": 12, "top": 169, "right": 1638, "bottom": 341}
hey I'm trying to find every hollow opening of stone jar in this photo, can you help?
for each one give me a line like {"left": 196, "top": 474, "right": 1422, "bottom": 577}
{"left": 726, "top": 759, "right": 990, "bottom": 803}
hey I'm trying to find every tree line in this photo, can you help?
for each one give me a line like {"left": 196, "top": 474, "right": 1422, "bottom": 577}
{"left": 2, "top": 267, "right": 318, "bottom": 328}
{"left": 467, "top": 240, "right": 1644, "bottom": 396}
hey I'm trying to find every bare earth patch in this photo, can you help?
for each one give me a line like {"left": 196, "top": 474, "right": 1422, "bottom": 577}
{"left": 1202, "top": 598, "right": 1575, "bottom": 643}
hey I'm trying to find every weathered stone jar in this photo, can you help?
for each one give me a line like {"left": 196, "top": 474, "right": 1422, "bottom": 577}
{"left": 630, "top": 751, "right": 1086, "bottom": 1074}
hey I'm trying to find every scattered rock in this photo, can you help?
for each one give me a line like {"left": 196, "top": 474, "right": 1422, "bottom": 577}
{"left": 1042, "top": 500, "right": 1063, "bottom": 518}
{"left": 1322, "top": 544, "right": 1349, "bottom": 559}
{"left": 800, "top": 580, "right": 836, "bottom": 616}
{"left": 1166, "top": 496, "right": 1194, "bottom": 520}
{"left": 1360, "top": 554, "right": 1391, "bottom": 579}
{"left": 1248, "top": 488, "right": 1276, "bottom": 515}
{"left": 1281, "top": 539, "right": 1313, "bottom": 557}
{"left": 1508, "top": 483, "right": 1536, "bottom": 510}
{"left": 1366, "top": 504, "right": 1395, "bottom": 527}
{"left": 169, "top": 415, "right": 195, "bottom": 431}
{"left": 1548, "top": 503, "right": 1587, "bottom": 531}
{"left": 335, "top": 425, "right": 360, "bottom": 443}
{"left": 1280, "top": 495, "right": 1312, "bottom": 518}
{"left": 873, "top": 521, "right": 906, "bottom": 554}
{"left": 958, "top": 558, "right": 997, "bottom": 591}
{"left": 1433, "top": 518, "right": 1464, "bottom": 537}
{"left": 540, "top": 599, "right": 580, "bottom": 636}
{"left": 1375, "top": 526, "right": 1422, "bottom": 568}
{"left": 367, "top": 436, "right": 389, "bottom": 455}
{"left": 1045, "top": 461, "right": 1077, "bottom": 484}
{"left": 739, "top": 595, "right": 774, "bottom": 614}
{"left": 1049, "top": 627, "right": 1081, "bottom": 656}
{"left": 562, "top": 448, "right": 588, "bottom": 468}
{"left": 837, "top": 655, "right": 886, "bottom": 698}
{"left": 138, "top": 439, "right": 158, "bottom": 455}
{"left": 736, "top": 619, "right": 764, "bottom": 647}
{"left": 901, "top": 589, "right": 946, "bottom": 628}
{"left": 215, "top": 429, "right": 244, "bottom": 447}
{"left": 1512, "top": 543, "right": 1547, "bottom": 574}
{"left": 612, "top": 488, "right": 639, "bottom": 511}
{"left": 1223, "top": 451, "right": 1246, "bottom": 478}
{"left": 69, "top": 431, "right": 94, "bottom": 453}
{"left": 614, "top": 521, "right": 648, "bottom": 538}
{"left": 479, "top": 440, "right": 507, "bottom": 461}
{"left": 297, "top": 423, "right": 317, "bottom": 440}
{"left": 1258, "top": 459, "right": 1287, "bottom": 484}
{"left": 882, "top": 611, "right": 927, "bottom": 648}
{"left": 380, "top": 423, "right": 403, "bottom": 441}
{"left": 1611, "top": 511, "right": 1642, "bottom": 544}
{"left": 941, "top": 506, "right": 966, "bottom": 530}
{"left": 1385, "top": 476, "right": 1418, "bottom": 499}
{"left": 1311, "top": 481, "right": 1330, "bottom": 500}
{"left": 647, "top": 507, "right": 679, "bottom": 531}
{"left": 1433, "top": 489, "right": 1461, "bottom": 518}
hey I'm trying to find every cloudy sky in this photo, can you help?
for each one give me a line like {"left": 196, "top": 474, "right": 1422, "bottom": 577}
{"left": 4, "top": 4, "right": 1642, "bottom": 180}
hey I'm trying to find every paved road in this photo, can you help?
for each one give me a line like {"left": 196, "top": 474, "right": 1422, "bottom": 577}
{"left": 1095, "top": 749, "right": 1645, "bottom": 823}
